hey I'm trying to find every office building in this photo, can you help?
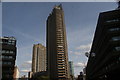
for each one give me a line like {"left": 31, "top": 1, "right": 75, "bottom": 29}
{"left": 32, "top": 43, "right": 46, "bottom": 73}
{"left": 86, "top": 4, "right": 120, "bottom": 80}
{"left": 46, "top": 4, "right": 70, "bottom": 79}
{"left": 0, "top": 37, "right": 17, "bottom": 79}
{"left": 69, "top": 61, "right": 74, "bottom": 80}
{"left": 28, "top": 71, "right": 33, "bottom": 79}
{"left": 69, "top": 61, "right": 74, "bottom": 76}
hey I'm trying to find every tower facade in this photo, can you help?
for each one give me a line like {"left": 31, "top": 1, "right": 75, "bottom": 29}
{"left": 32, "top": 44, "right": 46, "bottom": 73}
{"left": 46, "top": 4, "right": 70, "bottom": 80}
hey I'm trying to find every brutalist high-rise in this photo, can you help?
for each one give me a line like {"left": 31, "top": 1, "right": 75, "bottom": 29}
{"left": 46, "top": 4, "right": 70, "bottom": 80}
{"left": 32, "top": 44, "right": 46, "bottom": 73}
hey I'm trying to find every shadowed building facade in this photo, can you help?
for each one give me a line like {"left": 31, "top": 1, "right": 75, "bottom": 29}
{"left": 0, "top": 37, "right": 17, "bottom": 80}
{"left": 32, "top": 44, "right": 46, "bottom": 73}
{"left": 46, "top": 4, "right": 70, "bottom": 80}
{"left": 86, "top": 4, "right": 120, "bottom": 80}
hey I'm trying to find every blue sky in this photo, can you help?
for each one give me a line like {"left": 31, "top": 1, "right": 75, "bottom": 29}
{"left": 2, "top": 2, "right": 117, "bottom": 77}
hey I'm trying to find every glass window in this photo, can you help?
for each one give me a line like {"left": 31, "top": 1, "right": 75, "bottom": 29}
{"left": 2, "top": 50, "right": 5, "bottom": 53}
{"left": 10, "top": 51, "right": 14, "bottom": 53}
{"left": 0, "top": 50, "right": 2, "bottom": 53}
{"left": 8, "top": 62, "right": 11, "bottom": 64}
{"left": 8, "top": 40, "right": 12, "bottom": 43}
{"left": 6, "top": 51, "right": 9, "bottom": 53}
{"left": 111, "top": 36, "right": 120, "bottom": 41}
{"left": 9, "top": 56, "right": 13, "bottom": 58}
{"left": 3, "top": 62, "right": 11, "bottom": 65}
{"left": 106, "top": 19, "right": 119, "bottom": 23}
{"left": 109, "top": 27, "right": 120, "bottom": 31}
{"left": 12, "top": 40, "right": 15, "bottom": 43}
{"left": 115, "top": 46, "right": 120, "bottom": 51}
{"left": 11, "top": 42, "right": 15, "bottom": 45}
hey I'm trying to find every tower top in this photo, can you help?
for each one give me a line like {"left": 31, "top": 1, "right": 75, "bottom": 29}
{"left": 54, "top": 4, "right": 63, "bottom": 10}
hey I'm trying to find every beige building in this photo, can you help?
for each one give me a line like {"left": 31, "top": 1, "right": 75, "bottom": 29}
{"left": 28, "top": 71, "right": 33, "bottom": 78}
{"left": 32, "top": 44, "right": 46, "bottom": 73}
{"left": 13, "top": 66, "right": 19, "bottom": 80}
{"left": 46, "top": 4, "right": 70, "bottom": 80}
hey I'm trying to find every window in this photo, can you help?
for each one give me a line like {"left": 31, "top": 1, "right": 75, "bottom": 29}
{"left": 115, "top": 46, "right": 120, "bottom": 51}
{"left": 0, "top": 50, "right": 2, "bottom": 53}
{"left": 106, "top": 19, "right": 119, "bottom": 23}
{"left": 2, "top": 50, "right": 5, "bottom": 53}
{"left": 2, "top": 56, "right": 13, "bottom": 59}
{"left": 3, "top": 62, "right": 11, "bottom": 65}
{"left": 111, "top": 36, "right": 120, "bottom": 41}
{"left": 7, "top": 40, "right": 15, "bottom": 45}
{"left": 58, "top": 64, "right": 64, "bottom": 66}
{"left": 2, "top": 50, "right": 14, "bottom": 54}
{"left": 109, "top": 27, "right": 120, "bottom": 31}
{"left": 58, "top": 66, "right": 65, "bottom": 69}
{"left": 58, "top": 45, "right": 63, "bottom": 48}
{"left": 6, "top": 51, "right": 9, "bottom": 53}
{"left": 10, "top": 51, "right": 14, "bottom": 53}
{"left": 58, "top": 29, "right": 62, "bottom": 31}
{"left": 9, "top": 56, "right": 13, "bottom": 58}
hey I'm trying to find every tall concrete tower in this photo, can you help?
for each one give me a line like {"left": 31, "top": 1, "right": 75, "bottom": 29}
{"left": 32, "top": 44, "right": 46, "bottom": 73}
{"left": 46, "top": 4, "right": 70, "bottom": 80}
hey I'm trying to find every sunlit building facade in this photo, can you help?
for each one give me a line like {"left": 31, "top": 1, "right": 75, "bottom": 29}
{"left": 32, "top": 44, "right": 46, "bottom": 73}
{"left": 13, "top": 66, "right": 19, "bottom": 80}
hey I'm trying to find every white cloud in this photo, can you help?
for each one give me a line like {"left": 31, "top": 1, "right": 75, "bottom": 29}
{"left": 74, "top": 52, "right": 84, "bottom": 55}
{"left": 20, "top": 60, "right": 32, "bottom": 69}
{"left": 20, "top": 69, "right": 31, "bottom": 73}
{"left": 25, "top": 60, "right": 32, "bottom": 64}
{"left": 74, "top": 62, "right": 85, "bottom": 67}
{"left": 76, "top": 43, "right": 92, "bottom": 51}
{"left": 69, "top": 51, "right": 83, "bottom": 55}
